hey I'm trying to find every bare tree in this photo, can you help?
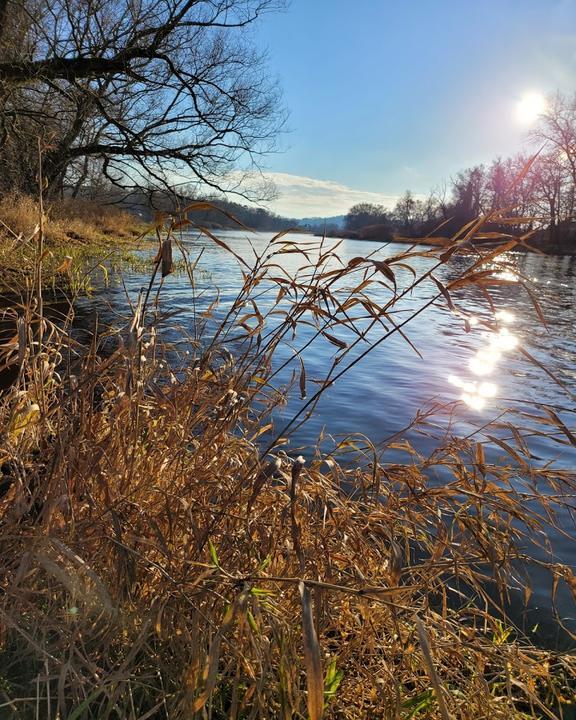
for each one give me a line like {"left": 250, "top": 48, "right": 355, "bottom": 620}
{"left": 0, "top": 0, "right": 286, "bottom": 199}
{"left": 392, "top": 189, "right": 416, "bottom": 234}
{"left": 532, "top": 92, "right": 576, "bottom": 187}
{"left": 450, "top": 165, "right": 487, "bottom": 223}
{"left": 344, "top": 203, "right": 389, "bottom": 232}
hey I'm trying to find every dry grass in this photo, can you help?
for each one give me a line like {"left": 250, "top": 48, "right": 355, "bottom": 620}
{"left": 0, "top": 193, "right": 143, "bottom": 247}
{"left": 0, "top": 194, "right": 149, "bottom": 295}
{"left": 0, "top": 203, "right": 574, "bottom": 719}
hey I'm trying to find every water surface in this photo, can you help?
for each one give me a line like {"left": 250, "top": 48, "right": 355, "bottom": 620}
{"left": 77, "top": 230, "right": 576, "bottom": 645}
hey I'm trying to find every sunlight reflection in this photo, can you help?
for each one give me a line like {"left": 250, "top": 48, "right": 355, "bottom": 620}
{"left": 448, "top": 308, "right": 520, "bottom": 411}
{"left": 478, "top": 382, "right": 497, "bottom": 398}
{"left": 491, "top": 327, "right": 518, "bottom": 352}
{"left": 448, "top": 375, "right": 477, "bottom": 393}
{"left": 495, "top": 269, "right": 520, "bottom": 282}
{"left": 469, "top": 349, "right": 499, "bottom": 376}
{"left": 448, "top": 377, "right": 489, "bottom": 410}
{"left": 461, "top": 393, "right": 487, "bottom": 411}
{"left": 495, "top": 310, "right": 515, "bottom": 324}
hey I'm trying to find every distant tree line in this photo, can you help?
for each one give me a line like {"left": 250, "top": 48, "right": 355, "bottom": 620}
{"left": 344, "top": 93, "right": 576, "bottom": 252}
{"left": 80, "top": 185, "right": 299, "bottom": 232}
{"left": 164, "top": 194, "right": 299, "bottom": 232}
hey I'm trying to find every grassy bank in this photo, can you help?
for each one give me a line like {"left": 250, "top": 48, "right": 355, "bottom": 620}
{"left": 0, "top": 194, "right": 143, "bottom": 245}
{"left": 0, "top": 194, "right": 146, "bottom": 293}
{"left": 0, "top": 207, "right": 575, "bottom": 719}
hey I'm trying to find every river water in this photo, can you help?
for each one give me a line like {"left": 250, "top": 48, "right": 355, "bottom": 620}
{"left": 76, "top": 230, "right": 576, "bottom": 646}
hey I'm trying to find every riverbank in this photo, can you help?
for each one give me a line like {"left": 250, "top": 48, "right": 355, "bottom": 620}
{"left": 317, "top": 222, "right": 576, "bottom": 255}
{"left": 0, "top": 193, "right": 144, "bottom": 245}
{"left": 0, "top": 217, "right": 575, "bottom": 718}
{"left": 0, "top": 193, "right": 146, "bottom": 291}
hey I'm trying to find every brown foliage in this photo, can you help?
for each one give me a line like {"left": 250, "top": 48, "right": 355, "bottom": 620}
{"left": 0, "top": 206, "right": 574, "bottom": 719}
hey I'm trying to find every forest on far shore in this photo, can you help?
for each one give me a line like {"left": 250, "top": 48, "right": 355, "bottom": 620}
{"left": 84, "top": 92, "right": 576, "bottom": 254}
{"left": 335, "top": 94, "right": 576, "bottom": 253}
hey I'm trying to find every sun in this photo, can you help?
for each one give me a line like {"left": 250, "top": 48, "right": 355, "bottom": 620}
{"left": 516, "top": 92, "right": 547, "bottom": 125}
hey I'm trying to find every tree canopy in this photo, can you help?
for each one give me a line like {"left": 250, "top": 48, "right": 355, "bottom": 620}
{"left": 0, "top": 0, "right": 285, "bottom": 198}
{"left": 344, "top": 203, "right": 389, "bottom": 232}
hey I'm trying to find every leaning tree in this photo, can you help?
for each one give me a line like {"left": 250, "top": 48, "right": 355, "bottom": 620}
{"left": 0, "top": 0, "right": 285, "bottom": 199}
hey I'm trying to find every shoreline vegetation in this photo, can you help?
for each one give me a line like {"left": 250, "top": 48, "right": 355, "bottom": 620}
{"left": 0, "top": 194, "right": 151, "bottom": 388}
{"left": 0, "top": 194, "right": 149, "bottom": 295}
{"left": 314, "top": 224, "right": 574, "bottom": 254}
{"left": 0, "top": 0, "right": 573, "bottom": 715}
{"left": 0, "top": 199, "right": 574, "bottom": 719}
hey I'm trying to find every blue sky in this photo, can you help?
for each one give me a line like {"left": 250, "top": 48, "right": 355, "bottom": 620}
{"left": 250, "top": 0, "right": 576, "bottom": 217}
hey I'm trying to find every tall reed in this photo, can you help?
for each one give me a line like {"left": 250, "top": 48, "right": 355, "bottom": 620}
{"left": 0, "top": 200, "right": 574, "bottom": 719}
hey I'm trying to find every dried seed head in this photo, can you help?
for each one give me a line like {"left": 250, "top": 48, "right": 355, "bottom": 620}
{"left": 291, "top": 455, "right": 306, "bottom": 485}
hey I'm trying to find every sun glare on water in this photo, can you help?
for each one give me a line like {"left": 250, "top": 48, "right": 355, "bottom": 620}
{"left": 516, "top": 92, "right": 547, "bottom": 125}
{"left": 448, "top": 309, "right": 519, "bottom": 411}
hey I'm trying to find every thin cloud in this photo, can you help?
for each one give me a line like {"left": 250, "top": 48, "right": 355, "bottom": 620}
{"left": 262, "top": 172, "right": 400, "bottom": 218}
{"left": 164, "top": 168, "right": 404, "bottom": 219}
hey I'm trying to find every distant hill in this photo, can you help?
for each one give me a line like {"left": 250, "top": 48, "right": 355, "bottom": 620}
{"left": 75, "top": 186, "right": 304, "bottom": 233}
{"left": 73, "top": 185, "right": 351, "bottom": 235}
{"left": 297, "top": 215, "right": 346, "bottom": 231}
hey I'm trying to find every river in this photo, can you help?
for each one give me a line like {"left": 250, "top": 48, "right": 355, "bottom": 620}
{"left": 75, "top": 229, "right": 576, "bottom": 647}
